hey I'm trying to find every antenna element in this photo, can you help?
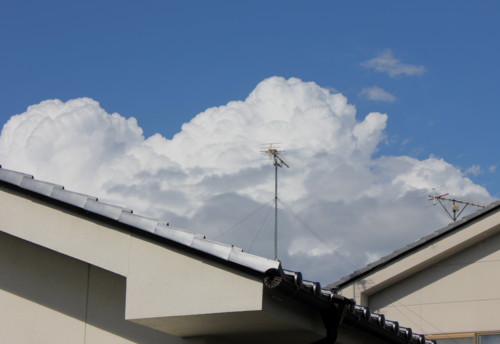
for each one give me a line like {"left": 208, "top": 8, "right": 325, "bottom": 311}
{"left": 428, "top": 190, "right": 485, "bottom": 221}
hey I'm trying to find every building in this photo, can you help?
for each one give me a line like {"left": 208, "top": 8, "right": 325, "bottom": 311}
{"left": 332, "top": 199, "right": 500, "bottom": 344}
{"left": 0, "top": 166, "right": 434, "bottom": 344}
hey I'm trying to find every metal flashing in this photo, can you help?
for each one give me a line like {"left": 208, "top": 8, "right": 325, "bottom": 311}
{"left": 119, "top": 211, "right": 158, "bottom": 233}
{"left": 191, "top": 237, "right": 233, "bottom": 260}
{"left": 50, "top": 188, "right": 97, "bottom": 208}
{"left": 83, "top": 199, "right": 132, "bottom": 220}
{"left": 0, "top": 168, "right": 33, "bottom": 185}
{"left": 155, "top": 223, "right": 197, "bottom": 246}
{"left": 20, "top": 177, "right": 63, "bottom": 197}
{"left": 228, "top": 249, "right": 280, "bottom": 273}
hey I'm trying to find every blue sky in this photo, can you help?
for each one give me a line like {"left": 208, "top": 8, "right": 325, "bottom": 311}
{"left": 2, "top": 1, "right": 498, "bottom": 197}
{"left": 0, "top": 1, "right": 498, "bottom": 281}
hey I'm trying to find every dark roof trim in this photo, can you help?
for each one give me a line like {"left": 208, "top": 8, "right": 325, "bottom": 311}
{"left": 265, "top": 269, "right": 434, "bottom": 344}
{"left": 331, "top": 200, "right": 500, "bottom": 289}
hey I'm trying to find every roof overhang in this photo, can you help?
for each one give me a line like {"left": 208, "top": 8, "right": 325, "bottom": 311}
{"left": 0, "top": 182, "right": 326, "bottom": 343}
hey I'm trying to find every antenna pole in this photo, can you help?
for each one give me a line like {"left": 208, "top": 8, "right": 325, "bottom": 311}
{"left": 274, "top": 157, "right": 278, "bottom": 260}
{"left": 261, "top": 144, "right": 289, "bottom": 261}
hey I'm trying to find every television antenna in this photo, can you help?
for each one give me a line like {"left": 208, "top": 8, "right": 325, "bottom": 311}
{"left": 261, "top": 144, "right": 289, "bottom": 260}
{"left": 428, "top": 189, "right": 486, "bottom": 221}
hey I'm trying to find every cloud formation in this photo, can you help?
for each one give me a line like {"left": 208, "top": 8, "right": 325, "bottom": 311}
{"left": 361, "top": 86, "right": 396, "bottom": 102}
{"left": 0, "top": 77, "right": 492, "bottom": 284}
{"left": 465, "top": 164, "right": 482, "bottom": 176}
{"left": 362, "top": 50, "right": 426, "bottom": 77}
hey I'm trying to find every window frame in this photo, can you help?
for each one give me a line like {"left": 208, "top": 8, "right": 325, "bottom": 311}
{"left": 428, "top": 331, "right": 500, "bottom": 344}
{"left": 427, "top": 332, "right": 474, "bottom": 343}
{"left": 477, "top": 332, "right": 500, "bottom": 344}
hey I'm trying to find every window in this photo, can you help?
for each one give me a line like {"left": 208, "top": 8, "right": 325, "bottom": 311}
{"left": 429, "top": 333, "right": 500, "bottom": 344}
{"left": 478, "top": 334, "right": 500, "bottom": 344}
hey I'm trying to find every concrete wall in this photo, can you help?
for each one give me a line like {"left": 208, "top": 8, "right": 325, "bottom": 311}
{"left": 0, "top": 186, "right": 328, "bottom": 343}
{"left": 0, "top": 230, "right": 186, "bottom": 344}
{"left": 0, "top": 186, "right": 266, "bottom": 324}
{"left": 369, "top": 231, "right": 500, "bottom": 334}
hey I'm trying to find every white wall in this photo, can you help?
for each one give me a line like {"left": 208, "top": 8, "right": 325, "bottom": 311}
{"left": 0, "top": 186, "right": 327, "bottom": 343}
{"left": 0, "top": 231, "right": 186, "bottom": 344}
{"left": 369, "top": 231, "right": 500, "bottom": 334}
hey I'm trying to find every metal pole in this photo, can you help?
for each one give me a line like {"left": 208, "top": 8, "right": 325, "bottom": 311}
{"left": 274, "top": 157, "right": 278, "bottom": 260}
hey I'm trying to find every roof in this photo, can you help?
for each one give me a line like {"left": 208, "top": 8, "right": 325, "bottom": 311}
{"left": 0, "top": 165, "right": 434, "bottom": 344}
{"left": 0, "top": 166, "right": 279, "bottom": 274}
{"left": 331, "top": 199, "right": 500, "bottom": 289}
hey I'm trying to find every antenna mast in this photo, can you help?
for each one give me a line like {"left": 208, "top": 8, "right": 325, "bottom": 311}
{"left": 261, "top": 144, "right": 289, "bottom": 260}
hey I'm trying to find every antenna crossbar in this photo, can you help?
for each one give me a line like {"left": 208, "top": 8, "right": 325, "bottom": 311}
{"left": 428, "top": 192, "right": 485, "bottom": 221}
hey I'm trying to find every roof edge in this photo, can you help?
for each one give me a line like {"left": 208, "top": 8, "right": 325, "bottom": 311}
{"left": 0, "top": 165, "right": 280, "bottom": 275}
{"left": 331, "top": 199, "right": 500, "bottom": 289}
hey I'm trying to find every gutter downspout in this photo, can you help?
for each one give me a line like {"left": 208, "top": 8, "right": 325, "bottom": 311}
{"left": 311, "top": 299, "right": 351, "bottom": 344}
{"left": 264, "top": 269, "right": 354, "bottom": 344}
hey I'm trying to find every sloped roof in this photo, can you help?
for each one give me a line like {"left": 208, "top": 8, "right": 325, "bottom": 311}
{"left": 0, "top": 166, "right": 279, "bottom": 274}
{"left": 0, "top": 165, "right": 434, "bottom": 344}
{"left": 331, "top": 199, "right": 500, "bottom": 289}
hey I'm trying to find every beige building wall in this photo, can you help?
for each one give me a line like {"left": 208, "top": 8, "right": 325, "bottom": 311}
{"left": 0, "top": 230, "right": 186, "bottom": 344}
{"left": 0, "top": 186, "right": 327, "bottom": 343}
{"left": 367, "top": 231, "right": 500, "bottom": 335}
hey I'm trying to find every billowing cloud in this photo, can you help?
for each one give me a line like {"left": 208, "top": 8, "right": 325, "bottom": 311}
{"left": 0, "top": 77, "right": 492, "bottom": 284}
{"left": 361, "top": 86, "right": 396, "bottom": 102}
{"left": 362, "top": 50, "right": 426, "bottom": 77}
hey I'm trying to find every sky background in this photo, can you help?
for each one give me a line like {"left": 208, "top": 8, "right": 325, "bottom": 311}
{"left": 1, "top": 1, "right": 499, "bottom": 284}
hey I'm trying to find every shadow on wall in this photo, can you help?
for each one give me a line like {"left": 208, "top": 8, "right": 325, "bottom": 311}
{"left": 0, "top": 231, "right": 184, "bottom": 343}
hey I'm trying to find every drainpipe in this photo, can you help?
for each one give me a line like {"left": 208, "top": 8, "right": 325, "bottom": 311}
{"left": 264, "top": 269, "right": 354, "bottom": 344}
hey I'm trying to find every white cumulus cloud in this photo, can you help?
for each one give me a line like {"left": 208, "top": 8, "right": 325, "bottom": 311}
{"left": 0, "top": 76, "right": 492, "bottom": 284}
{"left": 362, "top": 50, "right": 426, "bottom": 77}
{"left": 361, "top": 86, "right": 396, "bottom": 102}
